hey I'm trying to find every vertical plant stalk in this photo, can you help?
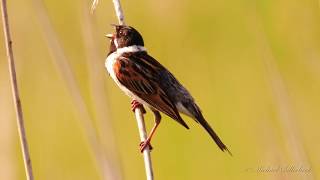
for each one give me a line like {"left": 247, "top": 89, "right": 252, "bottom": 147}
{"left": 92, "top": 0, "right": 154, "bottom": 179}
{"left": 111, "top": 0, "right": 125, "bottom": 25}
{"left": 134, "top": 108, "right": 154, "bottom": 180}
{"left": 0, "top": 0, "right": 34, "bottom": 180}
{"left": 110, "top": 1, "right": 154, "bottom": 179}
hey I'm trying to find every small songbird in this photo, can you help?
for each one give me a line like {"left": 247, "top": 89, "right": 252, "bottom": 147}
{"left": 105, "top": 25, "right": 231, "bottom": 155}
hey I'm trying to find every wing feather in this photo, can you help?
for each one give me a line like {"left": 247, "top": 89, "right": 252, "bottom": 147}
{"left": 114, "top": 53, "right": 189, "bottom": 129}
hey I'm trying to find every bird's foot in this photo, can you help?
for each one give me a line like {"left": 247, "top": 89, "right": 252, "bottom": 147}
{"left": 131, "top": 100, "right": 146, "bottom": 114}
{"left": 139, "top": 140, "right": 153, "bottom": 153}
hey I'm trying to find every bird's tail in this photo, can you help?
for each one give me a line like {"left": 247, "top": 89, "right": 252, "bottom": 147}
{"left": 197, "top": 114, "right": 232, "bottom": 156}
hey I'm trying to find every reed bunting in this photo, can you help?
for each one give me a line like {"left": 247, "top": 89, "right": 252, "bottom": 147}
{"left": 105, "top": 25, "right": 231, "bottom": 155}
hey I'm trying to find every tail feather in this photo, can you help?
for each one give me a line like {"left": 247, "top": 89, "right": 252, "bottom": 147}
{"left": 176, "top": 101, "right": 231, "bottom": 155}
{"left": 197, "top": 115, "right": 232, "bottom": 156}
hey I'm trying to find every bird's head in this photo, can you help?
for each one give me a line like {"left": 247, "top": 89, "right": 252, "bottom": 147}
{"left": 106, "top": 25, "right": 144, "bottom": 52}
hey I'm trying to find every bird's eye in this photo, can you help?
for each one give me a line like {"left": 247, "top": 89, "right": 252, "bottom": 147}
{"left": 119, "top": 30, "right": 124, "bottom": 36}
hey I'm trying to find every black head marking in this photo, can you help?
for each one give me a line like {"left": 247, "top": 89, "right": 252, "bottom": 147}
{"left": 114, "top": 25, "right": 144, "bottom": 48}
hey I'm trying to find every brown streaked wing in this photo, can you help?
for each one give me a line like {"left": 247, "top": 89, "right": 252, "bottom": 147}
{"left": 113, "top": 55, "right": 189, "bottom": 129}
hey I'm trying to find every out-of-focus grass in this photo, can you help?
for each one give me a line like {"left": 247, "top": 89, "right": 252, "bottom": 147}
{"left": 0, "top": 0, "right": 319, "bottom": 179}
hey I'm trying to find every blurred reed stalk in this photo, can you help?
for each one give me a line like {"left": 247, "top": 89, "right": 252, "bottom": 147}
{"left": 91, "top": 0, "right": 154, "bottom": 179}
{"left": 249, "top": 5, "right": 314, "bottom": 179}
{"left": 31, "top": 0, "right": 118, "bottom": 179}
{"left": 81, "top": 1, "right": 123, "bottom": 179}
{"left": 0, "top": 0, "right": 34, "bottom": 180}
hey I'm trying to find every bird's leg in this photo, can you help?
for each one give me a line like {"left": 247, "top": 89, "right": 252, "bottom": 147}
{"left": 131, "top": 99, "right": 146, "bottom": 114}
{"left": 140, "top": 110, "right": 161, "bottom": 153}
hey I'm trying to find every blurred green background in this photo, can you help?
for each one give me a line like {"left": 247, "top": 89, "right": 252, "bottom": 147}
{"left": 0, "top": 0, "right": 319, "bottom": 179}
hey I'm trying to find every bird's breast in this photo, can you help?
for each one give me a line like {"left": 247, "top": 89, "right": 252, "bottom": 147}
{"left": 105, "top": 52, "right": 130, "bottom": 94}
{"left": 105, "top": 52, "right": 147, "bottom": 105}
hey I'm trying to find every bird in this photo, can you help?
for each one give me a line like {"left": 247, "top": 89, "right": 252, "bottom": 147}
{"left": 105, "top": 24, "right": 231, "bottom": 155}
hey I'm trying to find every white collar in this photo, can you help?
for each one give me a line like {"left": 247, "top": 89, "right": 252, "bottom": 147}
{"left": 116, "top": 45, "right": 147, "bottom": 54}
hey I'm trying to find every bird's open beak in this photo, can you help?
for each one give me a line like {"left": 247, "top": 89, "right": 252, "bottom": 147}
{"left": 105, "top": 34, "right": 114, "bottom": 39}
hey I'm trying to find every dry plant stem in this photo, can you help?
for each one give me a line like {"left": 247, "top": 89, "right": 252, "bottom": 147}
{"left": 134, "top": 108, "right": 154, "bottom": 180}
{"left": 92, "top": 0, "right": 153, "bottom": 179}
{"left": 91, "top": 0, "right": 154, "bottom": 178}
{"left": 111, "top": 0, "right": 125, "bottom": 25}
{"left": 0, "top": 0, "right": 34, "bottom": 180}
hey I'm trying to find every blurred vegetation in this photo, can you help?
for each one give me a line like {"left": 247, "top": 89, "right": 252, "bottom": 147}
{"left": 0, "top": 0, "right": 319, "bottom": 179}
